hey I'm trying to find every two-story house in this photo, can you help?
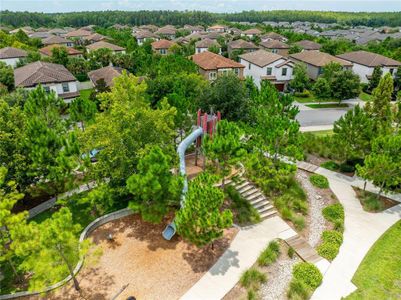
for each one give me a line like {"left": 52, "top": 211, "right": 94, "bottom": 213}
{"left": 294, "top": 40, "right": 321, "bottom": 51}
{"left": 39, "top": 45, "right": 83, "bottom": 58}
{"left": 261, "top": 32, "right": 288, "bottom": 43}
{"left": 151, "top": 39, "right": 176, "bottom": 55}
{"left": 134, "top": 30, "right": 159, "bottom": 45}
{"left": 337, "top": 50, "right": 401, "bottom": 83}
{"left": 259, "top": 40, "right": 290, "bottom": 57}
{"left": 0, "top": 47, "right": 28, "bottom": 68}
{"left": 241, "top": 28, "right": 262, "bottom": 39}
{"left": 195, "top": 38, "right": 221, "bottom": 54}
{"left": 14, "top": 61, "right": 79, "bottom": 102}
{"left": 155, "top": 26, "right": 177, "bottom": 40}
{"left": 190, "top": 51, "right": 245, "bottom": 81}
{"left": 290, "top": 51, "right": 353, "bottom": 80}
{"left": 86, "top": 41, "right": 126, "bottom": 54}
{"left": 42, "top": 35, "right": 75, "bottom": 47}
{"left": 206, "top": 25, "right": 226, "bottom": 33}
{"left": 227, "top": 39, "right": 259, "bottom": 57}
{"left": 240, "top": 49, "right": 294, "bottom": 90}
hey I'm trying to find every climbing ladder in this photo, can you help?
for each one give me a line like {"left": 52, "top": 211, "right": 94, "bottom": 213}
{"left": 228, "top": 177, "right": 277, "bottom": 220}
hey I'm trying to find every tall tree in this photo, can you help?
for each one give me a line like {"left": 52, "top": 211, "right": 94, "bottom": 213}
{"left": 51, "top": 46, "right": 69, "bottom": 66}
{"left": 14, "top": 207, "right": 90, "bottom": 292}
{"left": 368, "top": 66, "right": 383, "bottom": 91}
{"left": 126, "top": 146, "right": 182, "bottom": 223}
{"left": 203, "top": 120, "right": 245, "bottom": 188}
{"left": 313, "top": 77, "right": 331, "bottom": 102}
{"left": 175, "top": 173, "right": 233, "bottom": 248}
{"left": 69, "top": 97, "right": 97, "bottom": 131}
{"left": 0, "top": 62, "right": 14, "bottom": 91}
{"left": 290, "top": 63, "right": 309, "bottom": 93}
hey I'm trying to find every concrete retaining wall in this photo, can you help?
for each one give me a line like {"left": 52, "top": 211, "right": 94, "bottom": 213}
{"left": 0, "top": 208, "right": 133, "bottom": 300}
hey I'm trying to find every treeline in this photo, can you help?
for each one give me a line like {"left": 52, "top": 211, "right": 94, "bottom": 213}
{"left": 1, "top": 10, "right": 401, "bottom": 28}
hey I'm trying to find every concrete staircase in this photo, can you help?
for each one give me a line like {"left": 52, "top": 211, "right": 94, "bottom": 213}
{"left": 228, "top": 177, "right": 277, "bottom": 220}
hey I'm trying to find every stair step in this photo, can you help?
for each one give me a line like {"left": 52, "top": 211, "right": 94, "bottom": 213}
{"left": 238, "top": 184, "right": 254, "bottom": 193}
{"left": 234, "top": 181, "right": 249, "bottom": 189}
{"left": 250, "top": 196, "right": 267, "bottom": 206}
{"left": 260, "top": 210, "right": 277, "bottom": 219}
{"left": 247, "top": 192, "right": 264, "bottom": 202}
{"left": 241, "top": 188, "right": 259, "bottom": 198}
{"left": 257, "top": 205, "right": 275, "bottom": 214}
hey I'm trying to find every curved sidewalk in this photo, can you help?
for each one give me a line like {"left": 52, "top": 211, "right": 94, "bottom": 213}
{"left": 181, "top": 216, "right": 297, "bottom": 300}
{"left": 312, "top": 179, "right": 401, "bottom": 300}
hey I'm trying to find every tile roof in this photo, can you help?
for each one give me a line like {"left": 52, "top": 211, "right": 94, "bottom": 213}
{"left": 295, "top": 40, "right": 321, "bottom": 50}
{"left": 290, "top": 51, "right": 353, "bottom": 67}
{"left": 228, "top": 39, "right": 258, "bottom": 50}
{"left": 337, "top": 50, "right": 401, "bottom": 67}
{"left": 191, "top": 51, "right": 244, "bottom": 70}
{"left": 39, "top": 45, "right": 83, "bottom": 57}
{"left": 239, "top": 49, "right": 283, "bottom": 67}
{"left": 261, "top": 32, "right": 286, "bottom": 41}
{"left": 242, "top": 28, "right": 262, "bottom": 35}
{"left": 88, "top": 66, "right": 125, "bottom": 87}
{"left": 135, "top": 30, "right": 158, "bottom": 39}
{"left": 260, "top": 40, "right": 290, "bottom": 49}
{"left": 195, "top": 38, "right": 220, "bottom": 48}
{"left": 65, "top": 29, "right": 92, "bottom": 38}
{"left": 86, "top": 41, "right": 125, "bottom": 51}
{"left": 84, "top": 33, "right": 107, "bottom": 42}
{"left": 151, "top": 39, "right": 176, "bottom": 49}
{"left": 0, "top": 47, "right": 28, "bottom": 59}
{"left": 14, "top": 61, "right": 76, "bottom": 87}
{"left": 42, "top": 35, "right": 73, "bottom": 45}
{"left": 156, "top": 26, "right": 176, "bottom": 35}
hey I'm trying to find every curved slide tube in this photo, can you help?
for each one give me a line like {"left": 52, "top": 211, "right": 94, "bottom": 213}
{"left": 162, "top": 127, "right": 204, "bottom": 240}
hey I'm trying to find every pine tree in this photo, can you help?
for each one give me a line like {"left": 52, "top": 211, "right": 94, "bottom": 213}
{"left": 69, "top": 96, "right": 97, "bottom": 131}
{"left": 289, "top": 63, "right": 309, "bottom": 93}
{"left": 175, "top": 173, "right": 233, "bottom": 248}
{"left": 368, "top": 66, "right": 383, "bottom": 91}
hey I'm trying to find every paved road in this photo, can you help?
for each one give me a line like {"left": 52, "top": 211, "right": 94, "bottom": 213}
{"left": 296, "top": 108, "right": 349, "bottom": 127}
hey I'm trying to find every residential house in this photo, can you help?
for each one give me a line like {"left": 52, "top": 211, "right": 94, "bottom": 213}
{"left": 48, "top": 28, "right": 68, "bottom": 36}
{"left": 86, "top": 41, "right": 126, "bottom": 54}
{"left": 10, "top": 27, "right": 33, "bottom": 35}
{"left": 289, "top": 51, "right": 353, "bottom": 80}
{"left": 229, "top": 28, "right": 242, "bottom": 37}
{"left": 134, "top": 30, "right": 159, "bottom": 45}
{"left": 337, "top": 50, "right": 401, "bottom": 83}
{"left": 65, "top": 29, "right": 92, "bottom": 40}
{"left": 260, "top": 40, "right": 290, "bottom": 57}
{"left": 185, "top": 32, "right": 204, "bottom": 41}
{"left": 151, "top": 39, "right": 176, "bottom": 55}
{"left": 195, "top": 38, "right": 221, "bottom": 54}
{"left": 184, "top": 25, "right": 204, "bottom": 34}
{"left": 39, "top": 45, "right": 83, "bottom": 58}
{"left": 0, "top": 47, "right": 28, "bottom": 68}
{"left": 261, "top": 32, "right": 288, "bottom": 43}
{"left": 14, "top": 61, "right": 79, "bottom": 102}
{"left": 294, "top": 40, "right": 321, "bottom": 51}
{"left": 203, "top": 32, "right": 224, "bottom": 40}
{"left": 139, "top": 25, "right": 159, "bottom": 32}
{"left": 207, "top": 25, "right": 226, "bottom": 33}
{"left": 155, "top": 26, "right": 177, "bottom": 40}
{"left": 190, "top": 51, "right": 244, "bottom": 81}
{"left": 88, "top": 66, "right": 125, "bottom": 87}
{"left": 227, "top": 39, "right": 259, "bottom": 56}
{"left": 241, "top": 28, "right": 262, "bottom": 38}
{"left": 111, "top": 24, "right": 130, "bottom": 30}
{"left": 29, "top": 31, "right": 52, "bottom": 39}
{"left": 84, "top": 33, "right": 107, "bottom": 44}
{"left": 42, "top": 35, "right": 74, "bottom": 47}
{"left": 240, "top": 49, "right": 294, "bottom": 90}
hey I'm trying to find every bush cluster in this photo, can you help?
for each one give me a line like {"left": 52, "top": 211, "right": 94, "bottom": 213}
{"left": 320, "top": 160, "right": 339, "bottom": 171}
{"left": 317, "top": 230, "right": 343, "bottom": 261}
{"left": 294, "top": 90, "right": 311, "bottom": 98}
{"left": 225, "top": 185, "right": 261, "bottom": 225}
{"left": 257, "top": 240, "right": 280, "bottom": 266}
{"left": 322, "top": 203, "right": 344, "bottom": 232}
{"left": 288, "top": 262, "right": 323, "bottom": 299}
{"left": 302, "top": 133, "right": 340, "bottom": 160}
{"left": 309, "top": 174, "right": 329, "bottom": 189}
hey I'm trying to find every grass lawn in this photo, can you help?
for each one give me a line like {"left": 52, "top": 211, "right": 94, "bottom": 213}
{"left": 306, "top": 103, "right": 349, "bottom": 109}
{"left": 359, "top": 91, "right": 373, "bottom": 102}
{"left": 309, "top": 130, "right": 334, "bottom": 137}
{"left": 347, "top": 221, "right": 401, "bottom": 299}
{"left": 293, "top": 92, "right": 337, "bottom": 104}
{"left": 79, "top": 89, "right": 94, "bottom": 101}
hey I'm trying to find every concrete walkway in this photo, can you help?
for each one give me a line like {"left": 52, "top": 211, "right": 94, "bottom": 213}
{"left": 300, "top": 125, "right": 334, "bottom": 132}
{"left": 312, "top": 179, "right": 401, "bottom": 300}
{"left": 181, "top": 216, "right": 297, "bottom": 300}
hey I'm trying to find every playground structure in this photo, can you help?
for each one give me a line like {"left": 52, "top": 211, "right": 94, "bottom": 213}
{"left": 162, "top": 110, "right": 221, "bottom": 240}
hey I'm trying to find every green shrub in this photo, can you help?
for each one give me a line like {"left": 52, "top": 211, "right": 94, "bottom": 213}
{"left": 322, "top": 203, "right": 344, "bottom": 225}
{"left": 294, "top": 90, "right": 311, "bottom": 98}
{"left": 339, "top": 163, "right": 355, "bottom": 173}
{"left": 240, "top": 268, "right": 267, "bottom": 289}
{"left": 293, "top": 262, "right": 323, "bottom": 289}
{"left": 292, "top": 215, "right": 306, "bottom": 230}
{"left": 356, "top": 190, "right": 384, "bottom": 212}
{"left": 281, "top": 207, "right": 293, "bottom": 220}
{"left": 287, "top": 279, "right": 310, "bottom": 300}
{"left": 317, "top": 230, "right": 343, "bottom": 261}
{"left": 320, "top": 161, "right": 339, "bottom": 171}
{"left": 226, "top": 185, "right": 261, "bottom": 225}
{"left": 258, "top": 240, "right": 280, "bottom": 266}
{"left": 309, "top": 174, "right": 329, "bottom": 189}
{"left": 247, "top": 288, "right": 258, "bottom": 300}
{"left": 288, "top": 246, "right": 295, "bottom": 258}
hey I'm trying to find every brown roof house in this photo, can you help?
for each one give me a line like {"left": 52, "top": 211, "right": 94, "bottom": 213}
{"left": 207, "top": 25, "right": 227, "bottom": 33}
{"left": 227, "top": 39, "right": 259, "bottom": 57}
{"left": 88, "top": 66, "right": 125, "bottom": 88}
{"left": 337, "top": 50, "right": 401, "bottom": 83}
{"left": 261, "top": 32, "right": 288, "bottom": 43}
{"left": 195, "top": 38, "right": 221, "bottom": 54}
{"left": 83, "top": 33, "right": 107, "bottom": 44}
{"left": 42, "top": 35, "right": 75, "bottom": 47}
{"left": 86, "top": 41, "right": 126, "bottom": 54}
{"left": 39, "top": 45, "right": 83, "bottom": 58}
{"left": 241, "top": 28, "right": 262, "bottom": 38}
{"left": 151, "top": 39, "right": 176, "bottom": 55}
{"left": 14, "top": 61, "right": 79, "bottom": 102}
{"left": 240, "top": 49, "right": 294, "bottom": 90}
{"left": 260, "top": 40, "right": 290, "bottom": 57}
{"left": 0, "top": 47, "right": 28, "bottom": 68}
{"left": 134, "top": 30, "right": 159, "bottom": 45}
{"left": 295, "top": 40, "right": 321, "bottom": 51}
{"left": 155, "top": 26, "right": 177, "bottom": 40}
{"left": 190, "top": 51, "right": 245, "bottom": 81}
{"left": 65, "top": 29, "right": 92, "bottom": 39}
{"left": 184, "top": 25, "right": 204, "bottom": 34}
{"left": 290, "top": 51, "right": 353, "bottom": 80}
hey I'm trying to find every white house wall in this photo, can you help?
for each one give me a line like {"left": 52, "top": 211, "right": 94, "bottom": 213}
{"left": 352, "top": 63, "right": 399, "bottom": 83}
{"left": 0, "top": 57, "right": 21, "bottom": 68}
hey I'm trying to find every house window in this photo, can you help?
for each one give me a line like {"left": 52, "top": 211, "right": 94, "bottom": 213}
{"left": 43, "top": 86, "right": 50, "bottom": 93}
{"left": 62, "top": 82, "right": 70, "bottom": 93}
{"left": 160, "top": 49, "right": 167, "bottom": 55}
{"left": 234, "top": 68, "right": 239, "bottom": 76}
{"left": 318, "top": 67, "right": 324, "bottom": 75}
{"left": 282, "top": 68, "right": 288, "bottom": 76}
{"left": 248, "top": 63, "right": 251, "bottom": 70}
{"left": 272, "top": 49, "right": 278, "bottom": 54}
{"left": 389, "top": 68, "right": 394, "bottom": 75}
{"left": 209, "top": 71, "right": 217, "bottom": 80}
{"left": 266, "top": 67, "right": 272, "bottom": 75}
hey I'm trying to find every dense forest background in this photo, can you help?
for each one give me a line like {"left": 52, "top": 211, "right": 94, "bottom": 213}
{"left": 1, "top": 10, "right": 401, "bottom": 28}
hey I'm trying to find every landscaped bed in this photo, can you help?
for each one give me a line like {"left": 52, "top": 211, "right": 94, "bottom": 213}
{"left": 40, "top": 214, "right": 238, "bottom": 300}
{"left": 352, "top": 187, "right": 399, "bottom": 212}
{"left": 346, "top": 220, "right": 401, "bottom": 299}
{"left": 306, "top": 103, "right": 349, "bottom": 109}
